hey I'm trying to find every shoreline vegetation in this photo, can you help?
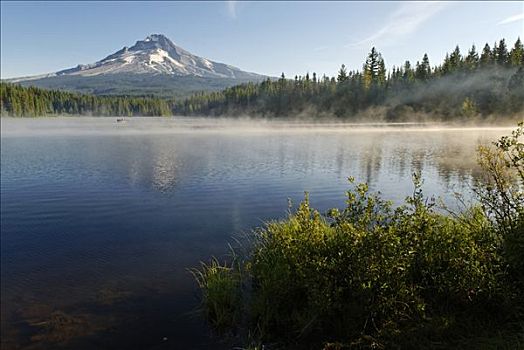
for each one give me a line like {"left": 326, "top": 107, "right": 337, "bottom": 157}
{"left": 1, "top": 37, "right": 523, "bottom": 122}
{"left": 0, "top": 84, "right": 173, "bottom": 117}
{"left": 193, "top": 123, "right": 523, "bottom": 349}
{"left": 174, "top": 37, "right": 524, "bottom": 122}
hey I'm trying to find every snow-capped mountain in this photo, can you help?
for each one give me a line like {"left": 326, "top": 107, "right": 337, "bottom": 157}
{"left": 7, "top": 34, "right": 268, "bottom": 97}
{"left": 13, "top": 34, "right": 262, "bottom": 80}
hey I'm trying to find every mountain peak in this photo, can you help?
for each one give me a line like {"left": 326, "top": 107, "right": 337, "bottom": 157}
{"left": 142, "top": 33, "right": 175, "bottom": 47}
{"left": 145, "top": 34, "right": 169, "bottom": 42}
{"left": 12, "top": 34, "right": 265, "bottom": 81}
{"left": 130, "top": 34, "right": 179, "bottom": 54}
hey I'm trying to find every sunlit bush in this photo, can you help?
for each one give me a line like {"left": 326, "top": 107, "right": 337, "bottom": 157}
{"left": 476, "top": 121, "right": 523, "bottom": 283}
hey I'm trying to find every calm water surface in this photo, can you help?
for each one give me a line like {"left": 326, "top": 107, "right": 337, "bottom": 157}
{"left": 0, "top": 117, "right": 512, "bottom": 349}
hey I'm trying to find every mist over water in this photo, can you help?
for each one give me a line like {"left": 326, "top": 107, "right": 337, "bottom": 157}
{"left": 1, "top": 116, "right": 515, "bottom": 137}
{"left": 0, "top": 117, "right": 513, "bottom": 349}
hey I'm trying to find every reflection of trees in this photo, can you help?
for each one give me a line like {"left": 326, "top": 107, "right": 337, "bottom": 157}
{"left": 433, "top": 145, "right": 479, "bottom": 188}
{"left": 111, "top": 129, "right": 506, "bottom": 197}
{"left": 409, "top": 149, "right": 426, "bottom": 177}
{"left": 430, "top": 132, "right": 504, "bottom": 189}
{"left": 395, "top": 146, "right": 409, "bottom": 178}
{"left": 359, "top": 142, "right": 383, "bottom": 185}
{"left": 349, "top": 130, "right": 505, "bottom": 193}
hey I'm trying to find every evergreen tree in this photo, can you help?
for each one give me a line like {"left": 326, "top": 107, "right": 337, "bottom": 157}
{"left": 480, "top": 43, "right": 493, "bottom": 66}
{"left": 510, "top": 37, "right": 524, "bottom": 66}
{"left": 337, "top": 64, "right": 348, "bottom": 83}
{"left": 363, "top": 47, "right": 385, "bottom": 88}
{"left": 377, "top": 55, "right": 386, "bottom": 87}
{"left": 492, "top": 41, "right": 499, "bottom": 62}
{"left": 403, "top": 60, "right": 415, "bottom": 82}
{"left": 496, "top": 39, "right": 509, "bottom": 65}
{"left": 461, "top": 97, "right": 477, "bottom": 118}
{"left": 508, "top": 67, "right": 524, "bottom": 90}
{"left": 415, "top": 53, "right": 431, "bottom": 80}
{"left": 441, "top": 53, "right": 451, "bottom": 74}
{"left": 465, "top": 45, "right": 479, "bottom": 70}
{"left": 449, "top": 45, "right": 462, "bottom": 70}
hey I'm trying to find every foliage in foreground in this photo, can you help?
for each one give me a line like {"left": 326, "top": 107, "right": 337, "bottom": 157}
{"left": 194, "top": 123, "right": 524, "bottom": 349}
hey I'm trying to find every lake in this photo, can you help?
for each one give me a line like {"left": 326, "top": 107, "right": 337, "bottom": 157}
{"left": 0, "top": 117, "right": 513, "bottom": 349}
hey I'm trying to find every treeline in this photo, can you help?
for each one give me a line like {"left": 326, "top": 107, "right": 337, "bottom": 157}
{"left": 0, "top": 82, "right": 173, "bottom": 117}
{"left": 176, "top": 38, "right": 524, "bottom": 120}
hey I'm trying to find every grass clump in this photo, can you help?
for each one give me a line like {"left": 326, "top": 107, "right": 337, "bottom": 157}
{"left": 192, "top": 257, "right": 242, "bottom": 331}
{"left": 194, "top": 123, "right": 523, "bottom": 349}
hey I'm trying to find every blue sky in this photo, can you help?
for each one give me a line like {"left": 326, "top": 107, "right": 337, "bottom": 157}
{"left": 1, "top": 1, "right": 523, "bottom": 79}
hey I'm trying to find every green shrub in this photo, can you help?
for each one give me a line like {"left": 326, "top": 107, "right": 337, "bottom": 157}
{"left": 193, "top": 124, "right": 523, "bottom": 348}
{"left": 476, "top": 121, "right": 523, "bottom": 283}
{"left": 248, "top": 180, "right": 509, "bottom": 346}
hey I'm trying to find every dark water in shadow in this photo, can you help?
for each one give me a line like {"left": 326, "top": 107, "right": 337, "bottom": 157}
{"left": 0, "top": 118, "right": 511, "bottom": 349}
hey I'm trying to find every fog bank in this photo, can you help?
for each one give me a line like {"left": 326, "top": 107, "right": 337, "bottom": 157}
{"left": 1, "top": 116, "right": 517, "bottom": 138}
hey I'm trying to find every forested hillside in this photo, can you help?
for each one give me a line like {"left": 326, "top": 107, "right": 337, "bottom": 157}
{"left": 175, "top": 38, "right": 524, "bottom": 121}
{"left": 0, "top": 83, "right": 172, "bottom": 117}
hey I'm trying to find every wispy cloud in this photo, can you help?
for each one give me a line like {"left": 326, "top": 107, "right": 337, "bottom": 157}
{"left": 226, "top": 1, "right": 237, "bottom": 19}
{"left": 497, "top": 13, "right": 524, "bottom": 25}
{"left": 346, "top": 2, "right": 449, "bottom": 48}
